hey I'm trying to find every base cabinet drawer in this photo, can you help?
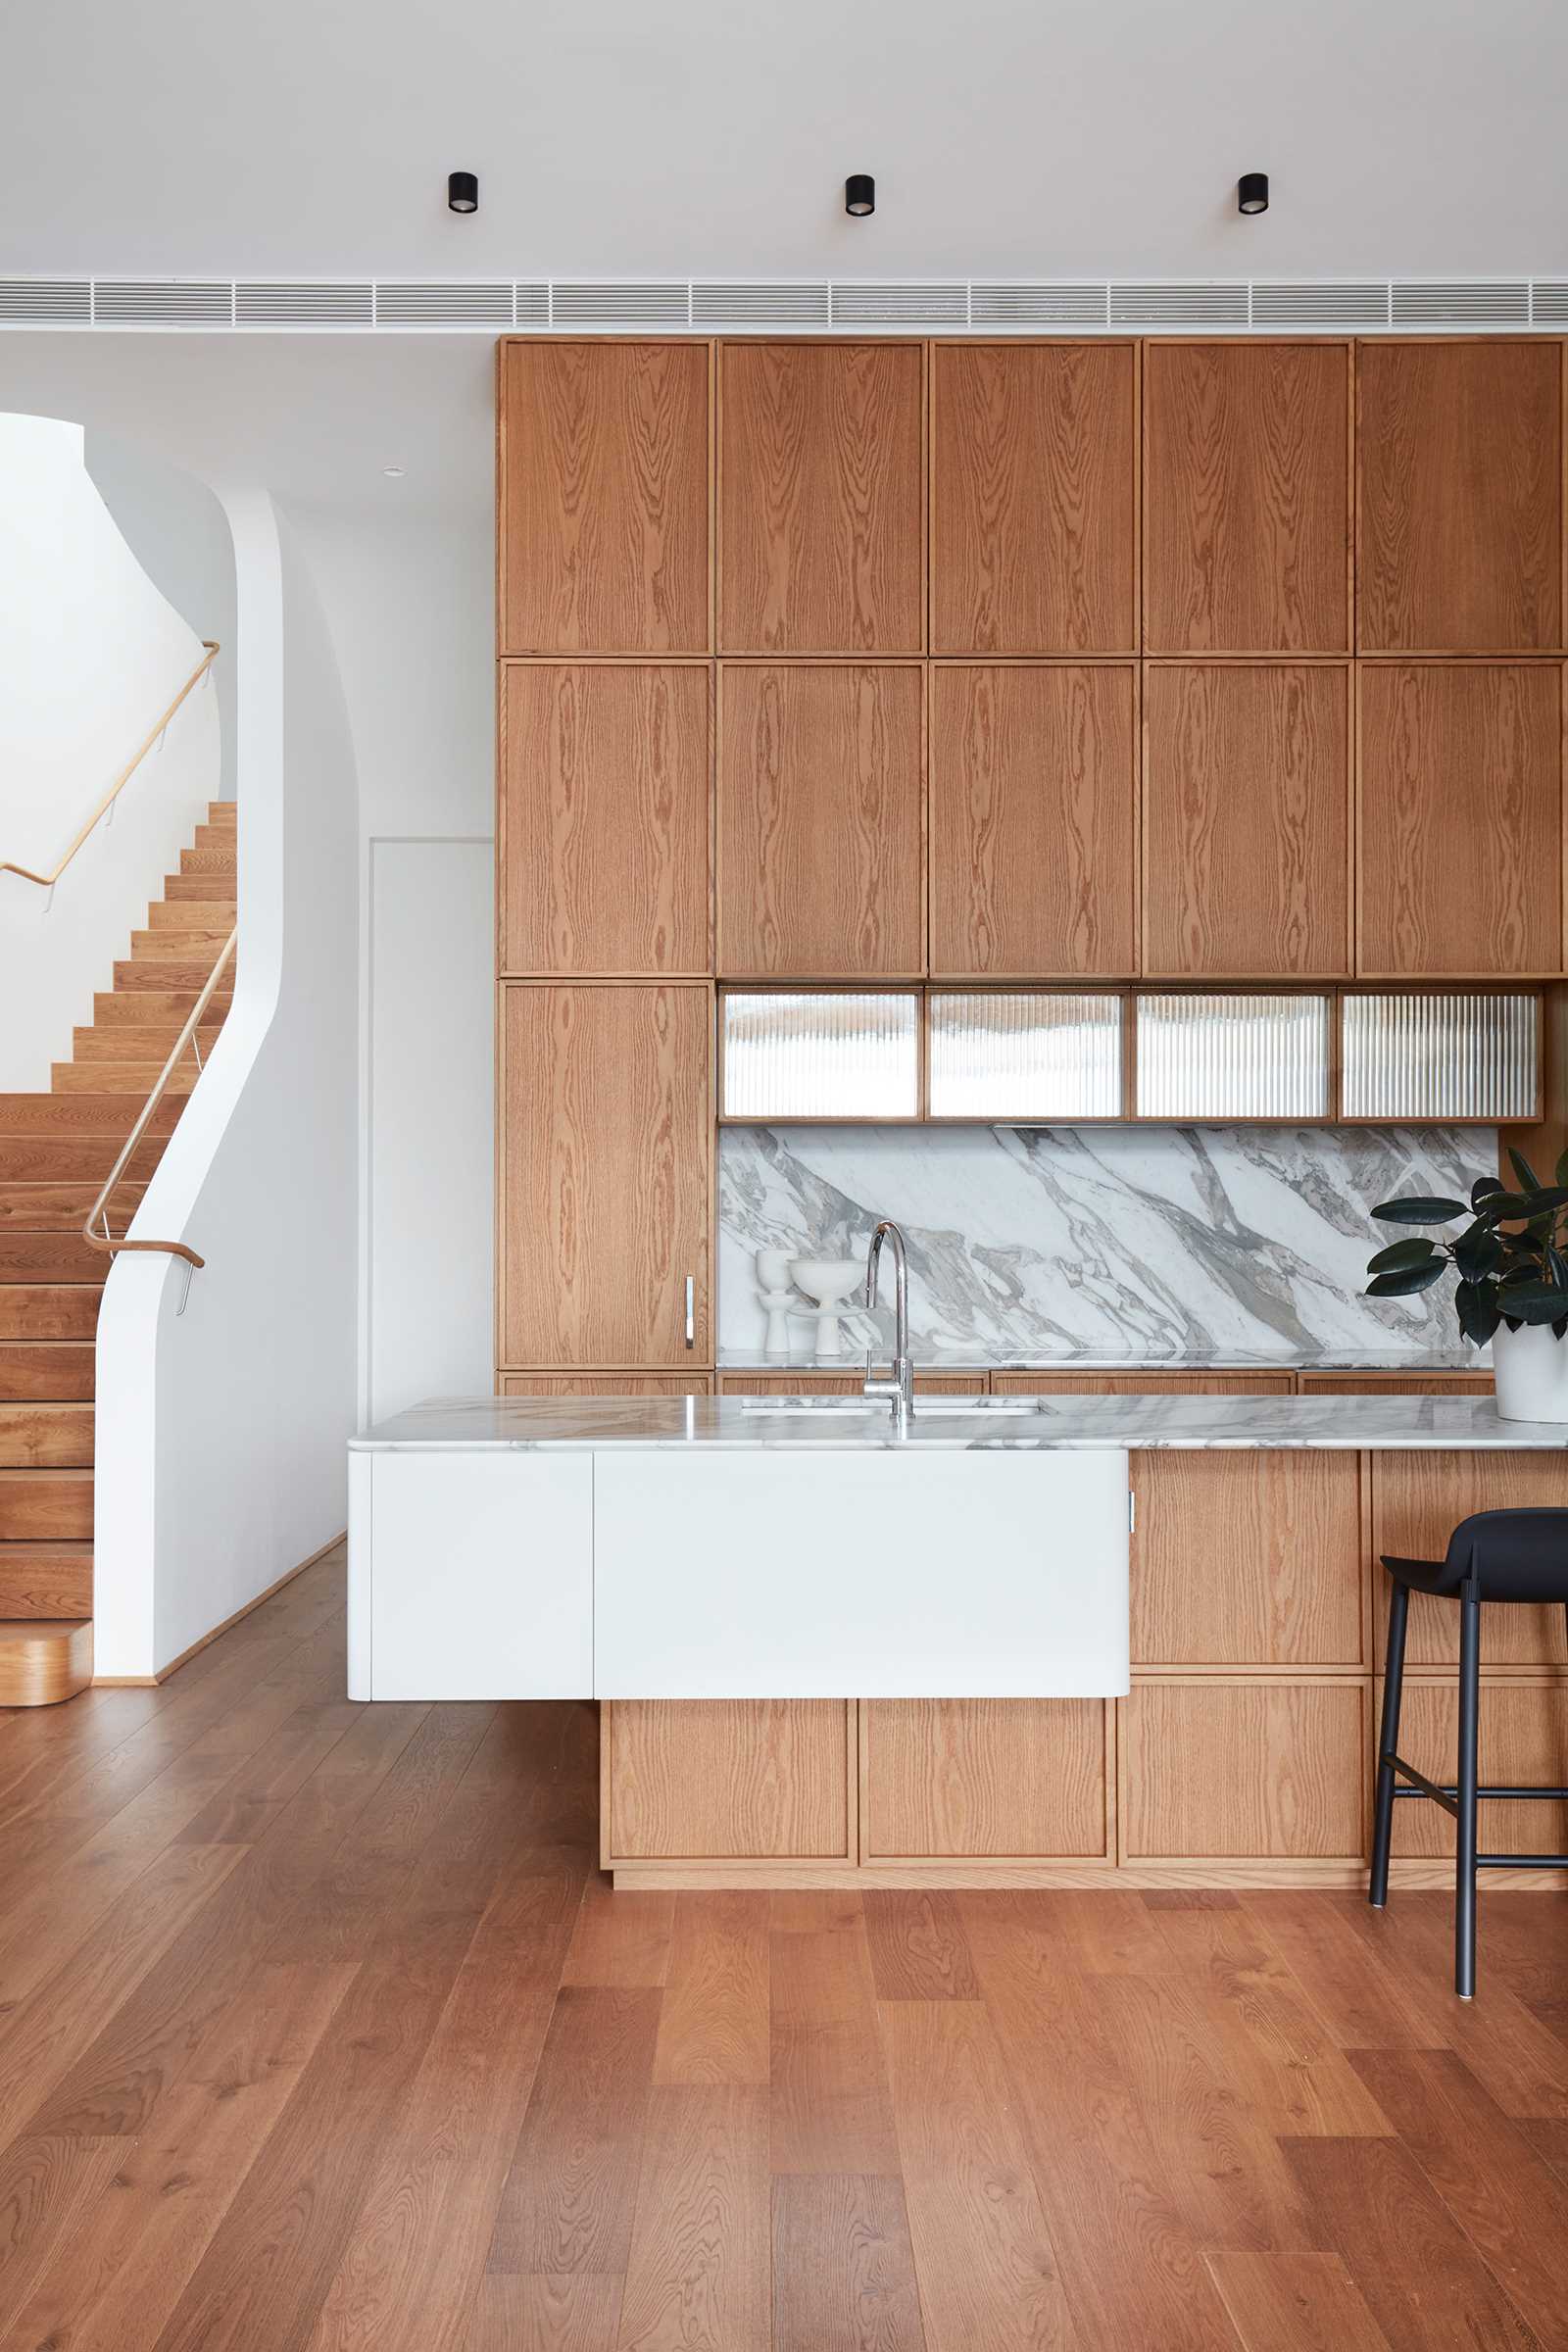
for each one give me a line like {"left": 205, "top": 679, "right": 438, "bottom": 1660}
{"left": 1383, "top": 1679, "right": 1568, "bottom": 1859}
{"left": 1373, "top": 1453, "right": 1568, "bottom": 1669}
{"left": 1121, "top": 1681, "right": 1369, "bottom": 1859}
{"left": 861, "top": 1698, "right": 1110, "bottom": 1860}
{"left": 603, "top": 1699, "right": 854, "bottom": 1862}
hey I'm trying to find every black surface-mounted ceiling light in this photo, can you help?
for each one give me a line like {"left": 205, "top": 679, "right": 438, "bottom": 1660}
{"left": 1237, "top": 172, "right": 1269, "bottom": 217}
{"left": 448, "top": 171, "right": 479, "bottom": 215}
{"left": 845, "top": 173, "right": 875, "bottom": 218}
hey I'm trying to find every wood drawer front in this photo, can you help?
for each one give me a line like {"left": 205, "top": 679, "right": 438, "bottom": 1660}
{"left": 993, "top": 1373, "right": 1293, "bottom": 1396}
{"left": 605, "top": 1699, "right": 853, "bottom": 1861}
{"left": 1121, "top": 1682, "right": 1368, "bottom": 1860}
{"left": 1385, "top": 1680, "right": 1568, "bottom": 1858}
{"left": 719, "top": 1373, "right": 987, "bottom": 1396}
{"left": 861, "top": 1698, "right": 1109, "bottom": 1860}
{"left": 1372, "top": 1452, "right": 1568, "bottom": 1669}
{"left": 1132, "top": 1450, "right": 1365, "bottom": 1669}
{"left": 1300, "top": 1375, "right": 1494, "bottom": 1396}
{"left": 500, "top": 1374, "right": 712, "bottom": 1396}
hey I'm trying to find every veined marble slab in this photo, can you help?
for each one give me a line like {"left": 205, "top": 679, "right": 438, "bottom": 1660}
{"left": 718, "top": 1123, "right": 1495, "bottom": 1364}
{"left": 353, "top": 1395, "right": 1568, "bottom": 1452}
{"left": 716, "top": 1347, "right": 1484, "bottom": 1374}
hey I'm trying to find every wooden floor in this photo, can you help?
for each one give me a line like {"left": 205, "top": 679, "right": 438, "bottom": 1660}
{"left": 6, "top": 1554, "right": 1568, "bottom": 2349}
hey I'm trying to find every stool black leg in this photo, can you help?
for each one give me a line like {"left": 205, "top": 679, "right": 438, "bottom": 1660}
{"left": 1370, "top": 1580, "right": 1408, "bottom": 1908}
{"left": 1456, "top": 1577, "right": 1481, "bottom": 1999}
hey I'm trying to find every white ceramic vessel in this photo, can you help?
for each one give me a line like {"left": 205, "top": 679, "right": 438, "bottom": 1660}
{"left": 789, "top": 1255, "right": 871, "bottom": 1358}
{"left": 1492, "top": 1322, "right": 1568, "bottom": 1423}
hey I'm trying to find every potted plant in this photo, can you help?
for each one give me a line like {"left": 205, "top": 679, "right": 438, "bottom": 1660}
{"left": 1366, "top": 1150, "right": 1568, "bottom": 1422}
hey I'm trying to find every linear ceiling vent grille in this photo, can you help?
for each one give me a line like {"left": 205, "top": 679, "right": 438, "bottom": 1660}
{"left": 513, "top": 282, "right": 550, "bottom": 322}
{"left": 1110, "top": 281, "right": 1250, "bottom": 327}
{"left": 693, "top": 282, "right": 830, "bottom": 326}
{"left": 1250, "top": 280, "right": 1391, "bottom": 328}
{"left": 1392, "top": 280, "right": 1529, "bottom": 325}
{"left": 970, "top": 282, "right": 1109, "bottom": 326}
{"left": 550, "top": 281, "right": 689, "bottom": 324}
{"left": 375, "top": 281, "right": 513, "bottom": 324}
{"left": 235, "top": 282, "right": 372, "bottom": 324}
{"left": 1532, "top": 283, "right": 1568, "bottom": 322}
{"left": 94, "top": 280, "right": 233, "bottom": 324}
{"left": 0, "top": 279, "right": 91, "bottom": 321}
{"left": 831, "top": 281, "right": 967, "bottom": 325}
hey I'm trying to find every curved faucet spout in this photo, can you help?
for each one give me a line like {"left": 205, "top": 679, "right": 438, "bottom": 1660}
{"left": 863, "top": 1219, "right": 914, "bottom": 1427}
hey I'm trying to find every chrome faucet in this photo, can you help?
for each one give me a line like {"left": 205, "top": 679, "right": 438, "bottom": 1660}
{"left": 862, "top": 1219, "right": 914, "bottom": 1428}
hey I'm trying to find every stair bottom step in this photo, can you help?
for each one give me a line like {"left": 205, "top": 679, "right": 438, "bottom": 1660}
{"left": 0, "top": 1542, "right": 93, "bottom": 1617}
{"left": 0, "top": 1618, "right": 92, "bottom": 1705}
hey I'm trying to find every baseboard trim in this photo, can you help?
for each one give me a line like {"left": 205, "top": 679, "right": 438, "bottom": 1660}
{"left": 92, "top": 1528, "right": 346, "bottom": 1689}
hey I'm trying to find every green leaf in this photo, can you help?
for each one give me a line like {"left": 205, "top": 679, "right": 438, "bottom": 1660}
{"left": 1556, "top": 1149, "right": 1568, "bottom": 1190}
{"left": 1455, "top": 1279, "right": 1502, "bottom": 1346}
{"left": 1370, "top": 1196, "right": 1469, "bottom": 1225}
{"left": 1367, "top": 1237, "right": 1439, "bottom": 1275}
{"left": 1493, "top": 1285, "right": 1568, "bottom": 1325}
{"left": 1474, "top": 1175, "right": 1508, "bottom": 1207}
{"left": 1367, "top": 1261, "right": 1448, "bottom": 1298}
{"left": 1509, "top": 1146, "right": 1544, "bottom": 1192}
{"left": 1452, "top": 1225, "right": 1504, "bottom": 1282}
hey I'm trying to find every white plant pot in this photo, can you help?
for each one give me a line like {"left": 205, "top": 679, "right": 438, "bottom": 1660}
{"left": 1492, "top": 1320, "right": 1568, "bottom": 1423}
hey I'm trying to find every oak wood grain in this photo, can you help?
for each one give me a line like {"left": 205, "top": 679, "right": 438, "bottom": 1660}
{"left": 1204, "top": 2251, "right": 1400, "bottom": 2352}
{"left": 770, "top": 2174, "right": 926, "bottom": 2352}
{"left": 1371, "top": 1450, "right": 1568, "bottom": 1667}
{"left": 500, "top": 1375, "right": 712, "bottom": 1396}
{"left": 1131, "top": 1451, "right": 1365, "bottom": 1669}
{"left": 607, "top": 1701, "right": 851, "bottom": 1862}
{"left": 993, "top": 1372, "right": 1295, "bottom": 1396}
{"left": 863, "top": 1890, "right": 981, "bottom": 1999}
{"left": 929, "top": 663, "right": 1137, "bottom": 977}
{"left": 1122, "top": 1684, "right": 1368, "bottom": 1859}
{"left": 1381, "top": 1679, "right": 1568, "bottom": 1861}
{"left": 614, "top": 2083, "right": 770, "bottom": 2349}
{"left": 653, "top": 1891, "right": 771, "bottom": 2084}
{"left": 767, "top": 1921, "right": 902, "bottom": 2176}
{"left": 862, "top": 1699, "right": 1108, "bottom": 1860}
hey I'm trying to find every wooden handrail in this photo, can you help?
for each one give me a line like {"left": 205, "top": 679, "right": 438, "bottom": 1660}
{"left": 83, "top": 925, "right": 236, "bottom": 1273}
{"left": 1, "top": 640, "right": 220, "bottom": 890}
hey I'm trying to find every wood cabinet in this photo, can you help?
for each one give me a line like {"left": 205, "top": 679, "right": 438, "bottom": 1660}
{"left": 1120, "top": 1682, "right": 1368, "bottom": 1859}
{"left": 1142, "top": 663, "right": 1350, "bottom": 977}
{"left": 928, "top": 664, "right": 1137, "bottom": 977}
{"left": 499, "top": 984, "right": 711, "bottom": 1369}
{"left": 719, "top": 343, "right": 923, "bottom": 654}
{"left": 930, "top": 343, "right": 1137, "bottom": 655}
{"left": 500, "top": 1374, "right": 712, "bottom": 1396}
{"left": 719, "top": 1373, "right": 987, "bottom": 1395}
{"left": 1299, "top": 1375, "right": 1493, "bottom": 1396}
{"left": 1384, "top": 1679, "right": 1568, "bottom": 1858}
{"left": 992, "top": 1373, "right": 1294, "bottom": 1394}
{"left": 1357, "top": 662, "right": 1562, "bottom": 975}
{"left": 1357, "top": 341, "right": 1563, "bottom": 653}
{"left": 603, "top": 1700, "right": 853, "bottom": 1861}
{"left": 1372, "top": 1450, "right": 1568, "bottom": 1668}
{"left": 717, "top": 663, "right": 924, "bottom": 976}
{"left": 861, "top": 1699, "right": 1110, "bottom": 1860}
{"left": 500, "top": 663, "right": 710, "bottom": 975}
{"left": 1143, "top": 341, "right": 1351, "bottom": 653}
{"left": 499, "top": 341, "right": 710, "bottom": 655}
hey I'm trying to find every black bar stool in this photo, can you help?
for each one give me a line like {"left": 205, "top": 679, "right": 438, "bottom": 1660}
{"left": 1370, "top": 1508, "right": 1568, "bottom": 1999}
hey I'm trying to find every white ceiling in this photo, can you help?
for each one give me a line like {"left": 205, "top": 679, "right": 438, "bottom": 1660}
{"left": 3, "top": 0, "right": 1566, "bottom": 282}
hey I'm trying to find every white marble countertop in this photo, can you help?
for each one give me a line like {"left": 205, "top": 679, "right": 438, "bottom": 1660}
{"left": 715, "top": 1347, "right": 1487, "bottom": 1375}
{"left": 353, "top": 1394, "right": 1564, "bottom": 1452}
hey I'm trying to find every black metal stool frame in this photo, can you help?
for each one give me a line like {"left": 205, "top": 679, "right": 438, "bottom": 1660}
{"left": 1370, "top": 1540, "right": 1568, "bottom": 2000}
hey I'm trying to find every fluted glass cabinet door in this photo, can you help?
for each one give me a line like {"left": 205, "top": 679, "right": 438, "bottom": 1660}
{"left": 721, "top": 992, "right": 920, "bottom": 1120}
{"left": 1136, "top": 993, "right": 1331, "bottom": 1120}
{"left": 928, "top": 993, "right": 1123, "bottom": 1121}
{"left": 1342, "top": 993, "right": 1539, "bottom": 1121}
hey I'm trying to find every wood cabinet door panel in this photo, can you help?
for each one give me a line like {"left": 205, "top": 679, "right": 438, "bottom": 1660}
{"left": 501, "top": 663, "right": 710, "bottom": 975}
{"left": 1386, "top": 1680, "right": 1568, "bottom": 1857}
{"left": 929, "top": 665, "right": 1136, "bottom": 977}
{"left": 992, "top": 1374, "right": 1294, "bottom": 1394}
{"left": 1357, "top": 663, "right": 1561, "bottom": 976}
{"left": 606, "top": 1699, "right": 852, "bottom": 1859}
{"left": 931, "top": 344, "right": 1136, "bottom": 654}
{"left": 500, "top": 341, "right": 710, "bottom": 654}
{"left": 718, "top": 664, "right": 924, "bottom": 976}
{"left": 1143, "top": 663, "right": 1349, "bottom": 978}
{"left": 1132, "top": 1450, "right": 1365, "bottom": 1668}
{"left": 1122, "top": 1682, "right": 1368, "bottom": 1859}
{"left": 862, "top": 1698, "right": 1109, "bottom": 1859}
{"left": 500, "top": 985, "right": 710, "bottom": 1368}
{"left": 719, "top": 343, "right": 923, "bottom": 654}
{"left": 1144, "top": 341, "right": 1350, "bottom": 653}
{"left": 500, "top": 1374, "right": 712, "bottom": 1396}
{"left": 719, "top": 1374, "right": 986, "bottom": 1395}
{"left": 1358, "top": 341, "right": 1562, "bottom": 653}
{"left": 1299, "top": 1376, "right": 1493, "bottom": 1396}
{"left": 1372, "top": 1451, "right": 1568, "bottom": 1668}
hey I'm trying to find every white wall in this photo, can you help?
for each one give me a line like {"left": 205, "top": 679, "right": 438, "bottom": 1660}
{"left": 94, "top": 493, "right": 359, "bottom": 1677}
{"left": 0, "top": 413, "right": 219, "bottom": 1091}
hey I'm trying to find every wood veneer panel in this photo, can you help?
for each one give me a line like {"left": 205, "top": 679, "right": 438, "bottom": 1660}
{"left": 719, "top": 1373, "right": 986, "bottom": 1395}
{"left": 771, "top": 2174, "right": 925, "bottom": 2352}
{"left": 1121, "top": 1682, "right": 1367, "bottom": 1858}
{"left": 1144, "top": 341, "right": 1350, "bottom": 653}
{"left": 1385, "top": 1679, "right": 1568, "bottom": 1858}
{"left": 1357, "top": 339, "right": 1562, "bottom": 653}
{"left": 719, "top": 342, "right": 923, "bottom": 654}
{"left": 500, "top": 663, "right": 710, "bottom": 975}
{"left": 717, "top": 663, "right": 923, "bottom": 976}
{"left": 1372, "top": 1449, "right": 1568, "bottom": 1667}
{"left": 1357, "top": 662, "right": 1562, "bottom": 975}
{"left": 1300, "top": 1374, "right": 1493, "bottom": 1395}
{"left": 929, "top": 663, "right": 1136, "bottom": 976}
{"left": 607, "top": 1700, "right": 851, "bottom": 1859}
{"left": 1132, "top": 1451, "right": 1365, "bottom": 1668}
{"left": 500, "top": 984, "right": 710, "bottom": 1369}
{"left": 931, "top": 342, "right": 1136, "bottom": 654}
{"left": 1143, "top": 662, "right": 1350, "bottom": 978}
{"left": 499, "top": 340, "right": 709, "bottom": 655}
{"left": 862, "top": 1697, "right": 1108, "bottom": 1858}
{"left": 993, "top": 1373, "right": 1294, "bottom": 1394}
{"left": 499, "top": 1374, "right": 712, "bottom": 1396}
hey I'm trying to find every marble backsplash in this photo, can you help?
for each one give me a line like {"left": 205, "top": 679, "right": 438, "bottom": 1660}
{"left": 717, "top": 1123, "right": 1496, "bottom": 1362}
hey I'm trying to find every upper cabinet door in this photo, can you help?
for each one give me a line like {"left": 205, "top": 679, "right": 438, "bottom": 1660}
{"left": 931, "top": 344, "right": 1136, "bottom": 656}
{"left": 718, "top": 663, "right": 924, "bottom": 977}
{"left": 1357, "top": 342, "right": 1563, "bottom": 653}
{"left": 1357, "top": 663, "right": 1563, "bottom": 976}
{"left": 499, "top": 342, "right": 710, "bottom": 655}
{"left": 718, "top": 343, "right": 924, "bottom": 654}
{"left": 1144, "top": 343, "right": 1350, "bottom": 654}
{"left": 500, "top": 663, "right": 711, "bottom": 976}
{"left": 929, "top": 664, "right": 1136, "bottom": 977}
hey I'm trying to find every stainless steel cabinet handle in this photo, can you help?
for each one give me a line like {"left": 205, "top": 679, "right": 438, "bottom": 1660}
{"left": 684, "top": 1275, "right": 696, "bottom": 1348}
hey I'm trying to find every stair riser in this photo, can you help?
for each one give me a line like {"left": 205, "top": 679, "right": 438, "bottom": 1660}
{"left": 0, "top": 1549, "right": 93, "bottom": 1618}
{"left": 148, "top": 902, "right": 235, "bottom": 930}
{"left": 115, "top": 961, "right": 234, "bottom": 994}
{"left": 0, "top": 1096, "right": 181, "bottom": 1136}
{"left": 164, "top": 879, "right": 236, "bottom": 906}
{"left": 0, "top": 1237, "right": 107, "bottom": 1284}
{"left": 0, "top": 1348, "right": 95, "bottom": 1402}
{"left": 92, "top": 994, "right": 230, "bottom": 1027}
{"left": 0, "top": 1143, "right": 163, "bottom": 1185}
{"left": 0, "top": 1407, "right": 93, "bottom": 1467}
{"left": 194, "top": 825, "right": 235, "bottom": 852}
{"left": 0, "top": 1479, "right": 93, "bottom": 1540}
{"left": 73, "top": 1028, "right": 223, "bottom": 1062}
{"left": 53, "top": 1065, "right": 198, "bottom": 1098}
{"left": 0, "top": 1187, "right": 143, "bottom": 1231}
{"left": 0, "top": 1293, "right": 101, "bottom": 1342}
{"left": 130, "top": 933, "right": 232, "bottom": 961}
{"left": 177, "top": 847, "right": 237, "bottom": 874}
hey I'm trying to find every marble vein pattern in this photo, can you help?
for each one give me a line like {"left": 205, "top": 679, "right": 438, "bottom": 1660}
{"left": 716, "top": 1123, "right": 1497, "bottom": 1364}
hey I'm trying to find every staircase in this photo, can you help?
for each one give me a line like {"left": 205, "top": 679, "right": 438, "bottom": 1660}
{"left": 0, "top": 803, "right": 236, "bottom": 1704}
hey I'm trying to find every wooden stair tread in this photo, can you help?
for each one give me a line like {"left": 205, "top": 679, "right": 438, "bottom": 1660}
{"left": 0, "top": 1618, "right": 93, "bottom": 1706}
